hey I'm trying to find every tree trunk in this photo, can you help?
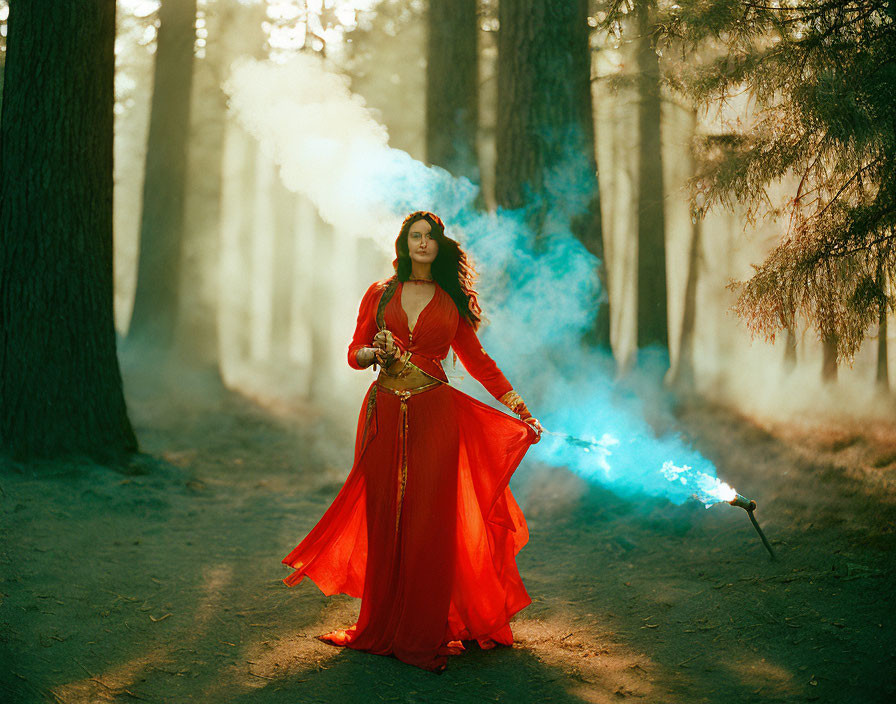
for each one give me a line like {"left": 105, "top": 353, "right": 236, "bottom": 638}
{"left": 426, "top": 0, "right": 479, "bottom": 181}
{"left": 634, "top": 1, "right": 668, "bottom": 355}
{"left": 218, "top": 125, "right": 258, "bottom": 373}
{"left": 270, "top": 170, "right": 297, "bottom": 379}
{"left": 128, "top": 0, "right": 197, "bottom": 353}
{"left": 235, "top": 136, "right": 259, "bottom": 363}
{"left": 822, "top": 333, "right": 838, "bottom": 383}
{"left": 784, "top": 324, "right": 798, "bottom": 371}
{"left": 495, "top": 0, "right": 608, "bottom": 345}
{"left": 0, "top": 0, "right": 138, "bottom": 462}
{"left": 495, "top": 0, "right": 594, "bottom": 217}
{"left": 174, "top": 0, "right": 233, "bottom": 374}
{"left": 671, "top": 216, "right": 701, "bottom": 390}
{"left": 570, "top": 1, "right": 609, "bottom": 348}
{"left": 877, "top": 258, "right": 889, "bottom": 390}
{"left": 308, "top": 211, "right": 335, "bottom": 401}
{"left": 878, "top": 308, "right": 889, "bottom": 390}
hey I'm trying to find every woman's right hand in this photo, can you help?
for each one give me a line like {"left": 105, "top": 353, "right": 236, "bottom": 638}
{"left": 372, "top": 330, "right": 396, "bottom": 355}
{"left": 372, "top": 330, "right": 401, "bottom": 365}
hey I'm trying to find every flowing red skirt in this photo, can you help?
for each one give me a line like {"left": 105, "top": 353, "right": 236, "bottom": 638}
{"left": 282, "top": 380, "right": 535, "bottom": 671}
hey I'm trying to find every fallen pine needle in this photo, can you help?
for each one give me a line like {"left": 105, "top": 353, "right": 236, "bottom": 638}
{"left": 90, "top": 678, "right": 114, "bottom": 692}
{"left": 248, "top": 670, "right": 275, "bottom": 680}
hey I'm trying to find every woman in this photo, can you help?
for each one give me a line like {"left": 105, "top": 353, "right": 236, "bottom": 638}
{"left": 282, "top": 211, "right": 543, "bottom": 673}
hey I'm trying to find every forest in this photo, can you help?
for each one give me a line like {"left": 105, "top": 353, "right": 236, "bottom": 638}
{"left": 0, "top": 0, "right": 894, "bottom": 702}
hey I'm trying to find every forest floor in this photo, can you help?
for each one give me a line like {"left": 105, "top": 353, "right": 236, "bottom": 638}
{"left": 1, "top": 365, "right": 895, "bottom": 704}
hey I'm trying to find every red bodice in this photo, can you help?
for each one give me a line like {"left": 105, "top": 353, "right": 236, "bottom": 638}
{"left": 347, "top": 279, "right": 513, "bottom": 399}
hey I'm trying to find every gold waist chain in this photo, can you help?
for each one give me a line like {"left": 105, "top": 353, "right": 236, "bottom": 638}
{"left": 375, "top": 361, "right": 443, "bottom": 531}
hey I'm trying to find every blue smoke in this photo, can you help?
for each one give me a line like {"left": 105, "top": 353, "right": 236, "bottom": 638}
{"left": 369, "top": 147, "right": 733, "bottom": 508}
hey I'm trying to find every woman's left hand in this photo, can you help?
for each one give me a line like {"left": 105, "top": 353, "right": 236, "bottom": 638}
{"left": 523, "top": 417, "right": 544, "bottom": 443}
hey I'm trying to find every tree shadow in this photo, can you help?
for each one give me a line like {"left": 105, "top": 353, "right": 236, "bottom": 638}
{"left": 5, "top": 381, "right": 893, "bottom": 703}
{"left": 227, "top": 640, "right": 616, "bottom": 704}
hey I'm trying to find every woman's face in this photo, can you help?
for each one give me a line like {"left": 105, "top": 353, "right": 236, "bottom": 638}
{"left": 407, "top": 218, "right": 438, "bottom": 265}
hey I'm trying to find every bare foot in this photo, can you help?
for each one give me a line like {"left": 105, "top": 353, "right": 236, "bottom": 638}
{"left": 317, "top": 628, "right": 352, "bottom": 646}
{"left": 437, "top": 639, "right": 465, "bottom": 656}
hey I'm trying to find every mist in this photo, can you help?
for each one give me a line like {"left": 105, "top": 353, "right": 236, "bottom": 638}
{"left": 101, "top": 1, "right": 894, "bottom": 510}
{"left": 4, "top": 1, "right": 894, "bottom": 699}
{"left": 222, "top": 53, "right": 733, "bottom": 508}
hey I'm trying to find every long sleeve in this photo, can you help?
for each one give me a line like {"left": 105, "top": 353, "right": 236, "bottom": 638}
{"left": 451, "top": 316, "right": 513, "bottom": 400}
{"left": 347, "top": 282, "right": 383, "bottom": 370}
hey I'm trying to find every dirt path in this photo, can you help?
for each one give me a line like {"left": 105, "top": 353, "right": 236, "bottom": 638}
{"left": 1, "top": 373, "right": 894, "bottom": 703}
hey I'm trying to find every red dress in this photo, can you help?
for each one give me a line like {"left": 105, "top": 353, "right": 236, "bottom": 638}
{"left": 282, "top": 279, "right": 537, "bottom": 672}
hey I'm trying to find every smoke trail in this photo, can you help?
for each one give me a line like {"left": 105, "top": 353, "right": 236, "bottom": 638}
{"left": 224, "top": 53, "right": 734, "bottom": 508}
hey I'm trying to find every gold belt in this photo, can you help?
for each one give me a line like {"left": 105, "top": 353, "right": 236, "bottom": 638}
{"left": 376, "top": 351, "right": 443, "bottom": 392}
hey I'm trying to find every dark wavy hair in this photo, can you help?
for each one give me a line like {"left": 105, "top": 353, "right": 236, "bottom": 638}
{"left": 392, "top": 211, "right": 482, "bottom": 330}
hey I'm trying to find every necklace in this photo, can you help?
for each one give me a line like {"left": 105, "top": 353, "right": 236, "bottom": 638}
{"left": 407, "top": 276, "right": 434, "bottom": 283}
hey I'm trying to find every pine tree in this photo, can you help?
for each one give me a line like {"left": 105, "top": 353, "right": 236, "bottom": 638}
{"left": 173, "top": 0, "right": 231, "bottom": 375}
{"left": 0, "top": 0, "right": 137, "bottom": 461}
{"left": 664, "top": 0, "right": 896, "bottom": 368}
{"left": 596, "top": 0, "right": 677, "bottom": 359}
{"left": 426, "top": 0, "right": 479, "bottom": 181}
{"left": 634, "top": 0, "right": 669, "bottom": 354}
{"left": 128, "top": 0, "right": 197, "bottom": 354}
{"left": 495, "top": 0, "right": 609, "bottom": 346}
